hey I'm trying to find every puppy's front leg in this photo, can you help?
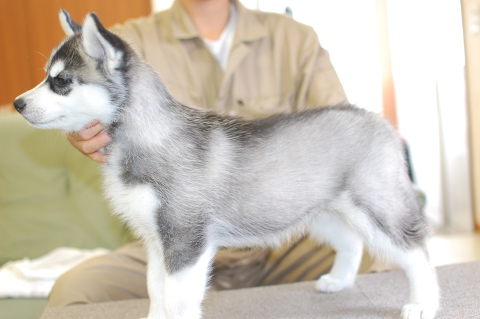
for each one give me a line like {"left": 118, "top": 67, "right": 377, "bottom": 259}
{"left": 145, "top": 241, "right": 167, "bottom": 319}
{"left": 162, "top": 245, "right": 215, "bottom": 319}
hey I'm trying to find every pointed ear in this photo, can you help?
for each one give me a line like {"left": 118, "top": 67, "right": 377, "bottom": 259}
{"left": 82, "top": 13, "right": 124, "bottom": 69}
{"left": 59, "top": 9, "right": 82, "bottom": 36}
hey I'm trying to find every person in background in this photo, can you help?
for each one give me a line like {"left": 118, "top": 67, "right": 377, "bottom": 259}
{"left": 48, "top": 0, "right": 370, "bottom": 307}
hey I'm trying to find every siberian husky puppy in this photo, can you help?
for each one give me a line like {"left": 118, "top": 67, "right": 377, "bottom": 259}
{"left": 14, "top": 10, "right": 439, "bottom": 319}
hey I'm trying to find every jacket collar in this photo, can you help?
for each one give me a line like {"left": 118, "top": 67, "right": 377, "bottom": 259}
{"left": 170, "top": 0, "right": 267, "bottom": 43}
{"left": 170, "top": 0, "right": 199, "bottom": 39}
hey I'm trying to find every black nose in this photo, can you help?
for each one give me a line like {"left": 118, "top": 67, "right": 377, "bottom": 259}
{"left": 13, "top": 98, "right": 26, "bottom": 113}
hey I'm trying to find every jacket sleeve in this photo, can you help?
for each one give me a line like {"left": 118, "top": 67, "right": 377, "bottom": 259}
{"left": 295, "top": 28, "right": 349, "bottom": 110}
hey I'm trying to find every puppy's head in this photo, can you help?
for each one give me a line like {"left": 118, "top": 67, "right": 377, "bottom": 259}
{"left": 14, "top": 10, "right": 132, "bottom": 132}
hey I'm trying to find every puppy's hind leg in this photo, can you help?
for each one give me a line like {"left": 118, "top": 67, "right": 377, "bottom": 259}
{"left": 309, "top": 212, "right": 364, "bottom": 293}
{"left": 396, "top": 247, "right": 439, "bottom": 319}
{"left": 355, "top": 212, "right": 439, "bottom": 319}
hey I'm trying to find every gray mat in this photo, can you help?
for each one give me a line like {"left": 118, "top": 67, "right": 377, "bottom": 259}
{"left": 40, "top": 261, "right": 480, "bottom": 319}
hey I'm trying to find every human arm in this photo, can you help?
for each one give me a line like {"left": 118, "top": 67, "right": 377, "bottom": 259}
{"left": 295, "top": 27, "right": 348, "bottom": 110}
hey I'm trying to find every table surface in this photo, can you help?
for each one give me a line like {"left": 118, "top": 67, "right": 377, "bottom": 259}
{"left": 41, "top": 261, "right": 480, "bottom": 319}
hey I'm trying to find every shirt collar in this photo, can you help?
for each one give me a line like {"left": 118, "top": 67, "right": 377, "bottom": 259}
{"left": 233, "top": 0, "right": 267, "bottom": 43}
{"left": 170, "top": 0, "right": 267, "bottom": 43}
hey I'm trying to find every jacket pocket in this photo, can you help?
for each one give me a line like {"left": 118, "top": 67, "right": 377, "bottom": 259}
{"left": 236, "top": 94, "right": 294, "bottom": 119}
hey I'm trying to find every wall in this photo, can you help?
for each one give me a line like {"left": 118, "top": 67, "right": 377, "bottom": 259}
{"left": 462, "top": 0, "right": 480, "bottom": 230}
{"left": 0, "top": 0, "right": 151, "bottom": 106}
{"left": 387, "top": 0, "right": 472, "bottom": 231}
{"left": 151, "top": 0, "right": 174, "bottom": 12}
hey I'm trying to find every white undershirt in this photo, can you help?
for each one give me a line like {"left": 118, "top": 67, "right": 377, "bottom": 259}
{"left": 202, "top": 3, "right": 237, "bottom": 71}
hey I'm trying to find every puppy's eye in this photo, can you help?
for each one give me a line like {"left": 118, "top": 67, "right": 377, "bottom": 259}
{"left": 54, "top": 76, "right": 72, "bottom": 87}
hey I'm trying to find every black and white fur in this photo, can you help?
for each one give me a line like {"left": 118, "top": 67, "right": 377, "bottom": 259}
{"left": 14, "top": 11, "right": 439, "bottom": 319}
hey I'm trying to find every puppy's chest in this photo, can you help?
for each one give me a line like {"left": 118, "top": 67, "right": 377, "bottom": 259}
{"left": 102, "top": 157, "right": 161, "bottom": 240}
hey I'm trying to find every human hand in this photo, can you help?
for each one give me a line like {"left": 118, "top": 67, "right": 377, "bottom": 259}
{"left": 66, "top": 120, "right": 111, "bottom": 163}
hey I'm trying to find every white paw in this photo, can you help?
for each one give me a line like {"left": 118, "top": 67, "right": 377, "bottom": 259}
{"left": 315, "top": 274, "right": 351, "bottom": 293}
{"left": 400, "top": 304, "right": 436, "bottom": 319}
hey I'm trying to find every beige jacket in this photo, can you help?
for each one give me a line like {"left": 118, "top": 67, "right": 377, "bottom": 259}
{"left": 112, "top": 0, "right": 347, "bottom": 119}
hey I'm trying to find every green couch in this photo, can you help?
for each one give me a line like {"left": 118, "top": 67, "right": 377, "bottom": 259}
{"left": 0, "top": 111, "right": 132, "bottom": 319}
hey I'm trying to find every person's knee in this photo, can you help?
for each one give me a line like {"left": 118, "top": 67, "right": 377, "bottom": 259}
{"left": 47, "top": 258, "right": 107, "bottom": 306}
{"left": 47, "top": 250, "right": 148, "bottom": 307}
